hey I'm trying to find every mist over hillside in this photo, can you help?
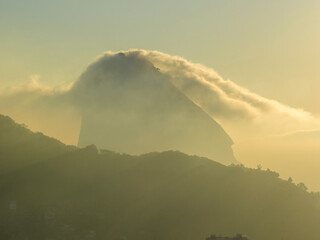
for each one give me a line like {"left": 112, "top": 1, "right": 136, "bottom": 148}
{"left": 1, "top": 115, "right": 320, "bottom": 240}
{"left": 0, "top": 49, "right": 319, "bottom": 190}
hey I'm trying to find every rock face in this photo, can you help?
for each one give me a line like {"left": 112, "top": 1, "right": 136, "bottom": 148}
{"left": 72, "top": 52, "right": 236, "bottom": 164}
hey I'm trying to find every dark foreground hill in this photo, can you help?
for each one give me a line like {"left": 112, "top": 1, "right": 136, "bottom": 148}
{"left": 0, "top": 115, "right": 320, "bottom": 240}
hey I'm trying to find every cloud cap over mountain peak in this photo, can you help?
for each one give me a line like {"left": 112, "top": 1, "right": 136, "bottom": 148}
{"left": 73, "top": 49, "right": 320, "bottom": 138}
{"left": 74, "top": 51, "right": 237, "bottom": 164}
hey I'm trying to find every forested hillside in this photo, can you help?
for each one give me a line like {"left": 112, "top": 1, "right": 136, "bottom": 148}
{"left": 0, "top": 115, "right": 319, "bottom": 240}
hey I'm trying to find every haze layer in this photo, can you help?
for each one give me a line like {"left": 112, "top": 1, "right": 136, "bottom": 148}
{"left": 0, "top": 49, "right": 319, "bottom": 189}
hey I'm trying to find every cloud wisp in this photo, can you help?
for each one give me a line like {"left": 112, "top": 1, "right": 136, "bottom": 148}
{"left": 121, "top": 50, "right": 319, "bottom": 138}
{"left": 0, "top": 49, "right": 319, "bottom": 143}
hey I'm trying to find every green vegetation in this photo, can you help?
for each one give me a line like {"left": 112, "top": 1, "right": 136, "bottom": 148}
{"left": 0, "top": 115, "right": 320, "bottom": 240}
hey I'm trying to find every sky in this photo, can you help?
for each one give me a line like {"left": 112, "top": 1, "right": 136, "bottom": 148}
{"left": 1, "top": 0, "right": 319, "bottom": 113}
{"left": 0, "top": 1, "right": 320, "bottom": 190}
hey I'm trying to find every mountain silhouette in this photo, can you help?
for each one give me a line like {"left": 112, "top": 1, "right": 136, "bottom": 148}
{"left": 0, "top": 115, "right": 75, "bottom": 175}
{"left": 1, "top": 115, "right": 320, "bottom": 240}
{"left": 72, "top": 53, "right": 236, "bottom": 164}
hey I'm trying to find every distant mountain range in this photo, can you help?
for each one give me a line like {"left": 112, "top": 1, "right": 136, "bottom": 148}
{"left": 0, "top": 114, "right": 320, "bottom": 240}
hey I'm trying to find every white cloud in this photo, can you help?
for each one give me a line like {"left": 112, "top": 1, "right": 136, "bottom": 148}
{"left": 1, "top": 49, "right": 319, "bottom": 142}
{"left": 98, "top": 50, "right": 319, "bottom": 139}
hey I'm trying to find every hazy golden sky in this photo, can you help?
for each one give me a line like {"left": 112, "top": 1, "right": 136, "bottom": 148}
{"left": 1, "top": 0, "right": 319, "bottom": 113}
